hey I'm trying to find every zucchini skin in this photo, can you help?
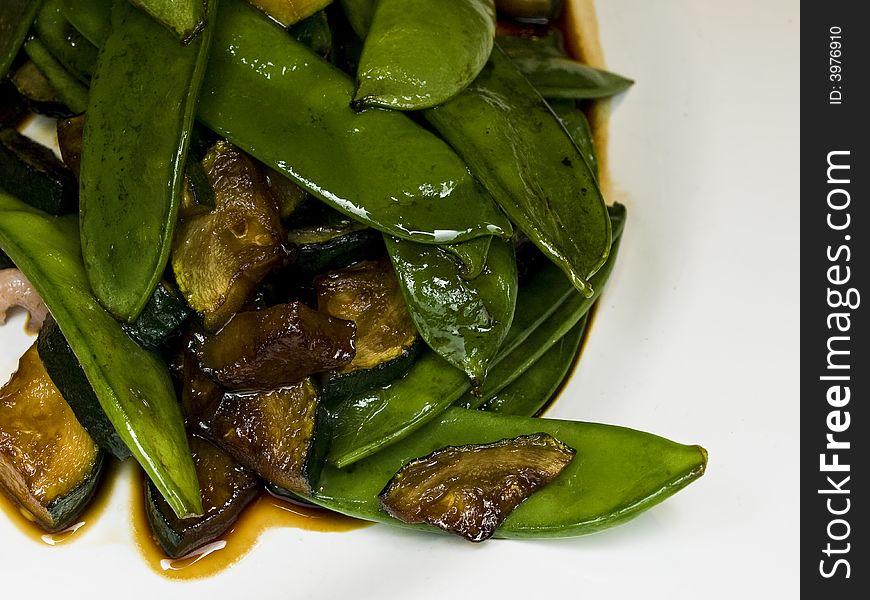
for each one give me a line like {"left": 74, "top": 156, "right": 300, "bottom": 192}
{"left": 290, "top": 229, "right": 384, "bottom": 279}
{"left": 43, "top": 452, "right": 105, "bottom": 532}
{"left": 0, "top": 129, "right": 78, "bottom": 216}
{"left": 121, "top": 283, "right": 191, "bottom": 351}
{"left": 321, "top": 341, "right": 423, "bottom": 407}
{"left": 37, "top": 316, "right": 132, "bottom": 460}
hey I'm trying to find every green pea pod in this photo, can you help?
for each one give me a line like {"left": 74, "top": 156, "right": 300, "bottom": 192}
{"left": 23, "top": 39, "right": 89, "bottom": 114}
{"left": 80, "top": 0, "right": 215, "bottom": 321}
{"left": 0, "top": 192, "right": 202, "bottom": 518}
{"left": 550, "top": 99, "right": 598, "bottom": 177}
{"left": 197, "top": 0, "right": 511, "bottom": 245}
{"left": 313, "top": 407, "right": 707, "bottom": 538}
{"left": 1, "top": 0, "right": 42, "bottom": 80}
{"left": 58, "top": 0, "right": 111, "bottom": 46}
{"left": 385, "top": 235, "right": 517, "bottom": 386}
{"left": 498, "top": 32, "right": 633, "bottom": 100}
{"left": 290, "top": 10, "right": 332, "bottom": 58}
{"left": 329, "top": 206, "right": 625, "bottom": 467}
{"left": 354, "top": 0, "right": 495, "bottom": 110}
{"left": 482, "top": 319, "right": 587, "bottom": 417}
{"left": 442, "top": 235, "right": 491, "bottom": 279}
{"left": 35, "top": 0, "right": 98, "bottom": 82}
{"left": 339, "top": 0, "right": 375, "bottom": 38}
{"left": 425, "top": 44, "right": 611, "bottom": 298}
{"left": 129, "top": 0, "right": 206, "bottom": 43}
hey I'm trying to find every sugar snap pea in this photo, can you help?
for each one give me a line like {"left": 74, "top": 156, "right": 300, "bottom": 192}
{"left": 0, "top": 192, "right": 202, "bottom": 519}
{"left": 23, "top": 39, "right": 89, "bottom": 114}
{"left": 0, "top": 0, "right": 41, "bottom": 81}
{"left": 312, "top": 407, "right": 707, "bottom": 538}
{"left": 498, "top": 32, "right": 633, "bottom": 100}
{"left": 482, "top": 319, "right": 586, "bottom": 417}
{"left": 385, "top": 235, "right": 517, "bottom": 386}
{"left": 198, "top": 0, "right": 511, "bottom": 245}
{"left": 354, "top": 0, "right": 495, "bottom": 110}
{"left": 129, "top": 0, "right": 206, "bottom": 43}
{"left": 34, "top": 0, "right": 99, "bottom": 83}
{"left": 80, "top": 0, "right": 215, "bottom": 321}
{"left": 425, "top": 44, "right": 611, "bottom": 298}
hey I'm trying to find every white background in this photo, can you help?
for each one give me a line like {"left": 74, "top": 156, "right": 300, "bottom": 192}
{"left": 0, "top": 0, "right": 799, "bottom": 597}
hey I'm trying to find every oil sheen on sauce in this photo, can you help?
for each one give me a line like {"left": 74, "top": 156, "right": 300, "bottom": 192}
{"left": 130, "top": 469, "right": 369, "bottom": 580}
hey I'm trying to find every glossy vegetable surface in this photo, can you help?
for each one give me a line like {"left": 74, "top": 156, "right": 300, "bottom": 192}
{"left": 386, "top": 236, "right": 517, "bottom": 386}
{"left": 498, "top": 32, "right": 633, "bottom": 100}
{"left": 23, "top": 39, "right": 89, "bottom": 114}
{"left": 314, "top": 407, "right": 707, "bottom": 538}
{"left": 0, "top": 128, "right": 77, "bottom": 215}
{"left": 551, "top": 99, "right": 599, "bottom": 176}
{"left": 380, "top": 433, "right": 574, "bottom": 541}
{"left": 56, "top": 114, "right": 85, "bottom": 179}
{"left": 0, "top": 192, "right": 202, "bottom": 518}
{"left": 354, "top": 0, "right": 495, "bottom": 110}
{"left": 80, "top": 0, "right": 215, "bottom": 321}
{"left": 129, "top": 0, "right": 206, "bottom": 42}
{"left": 0, "top": 344, "right": 104, "bottom": 532}
{"left": 34, "top": 0, "right": 99, "bottom": 83}
{"left": 249, "top": 0, "right": 333, "bottom": 27}
{"left": 426, "top": 45, "right": 611, "bottom": 297}
{"left": 198, "top": 0, "right": 511, "bottom": 245}
{"left": 59, "top": 0, "right": 111, "bottom": 46}
{"left": 0, "top": 0, "right": 40, "bottom": 80}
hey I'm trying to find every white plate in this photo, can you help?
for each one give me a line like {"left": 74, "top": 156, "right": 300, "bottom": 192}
{"left": 0, "top": 0, "right": 799, "bottom": 597}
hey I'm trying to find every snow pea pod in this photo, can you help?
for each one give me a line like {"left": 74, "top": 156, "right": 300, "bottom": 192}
{"left": 339, "top": 0, "right": 375, "bottom": 38}
{"left": 329, "top": 207, "right": 624, "bottom": 467}
{"left": 442, "top": 236, "right": 491, "bottom": 279}
{"left": 354, "top": 0, "right": 495, "bottom": 110}
{"left": 550, "top": 98, "right": 598, "bottom": 177}
{"left": 129, "top": 0, "right": 205, "bottom": 43}
{"left": 385, "top": 235, "right": 517, "bottom": 386}
{"left": 58, "top": 0, "right": 110, "bottom": 46}
{"left": 312, "top": 407, "right": 707, "bottom": 538}
{"left": 34, "top": 0, "right": 98, "bottom": 82}
{"left": 80, "top": 0, "right": 215, "bottom": 321}
{"left": 425, "top": 44, "right": 611, "bottom": 298}
{"left": 198, "top": 0, "right": 511, "bottom": 244}
{"left": 0, "top": 192, "right": 202, "bottom": 519}
{"left": 482, "top": 319, "right": 586, "bottom": 417}
{"left": 498, "top": 32, "right": 633, "bottom": 100}
{"left": 23, "top": 39, "right": 89, "bottom": 114}
{"left": 0, "top": 0, "right": 42, "bottom": 81}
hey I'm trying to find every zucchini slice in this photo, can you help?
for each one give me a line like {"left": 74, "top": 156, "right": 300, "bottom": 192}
{"left": 172, "top": 141, "right": 287, "bottom": 332}
{"left": 11, "top": 60, "right": 70, "bottom": 118}
{"left": 192, "top": 379, "right": 328, "bottom": 496}
{"left": 0, "top": 128, "right": 77, "bottom": 215}
{"left": 145, "top": 435, "right": 259, "bottom": 558}
{"left": 121, "top": 282, "right": 191, "bottom": 351}
{"left": 287, "top": 221, "right": 384, "bottom": 279}
{"left": 56, "top": 114, "right": 85, "bottom": 180}
{"left": 197, "top": 302, "right": 356, "bottom": 391}
{"left": 380, "top": 433, "right": 574, "bottom": 542}
{"left": 315, "top": 259, "right": 420, "bottom": 402}
{"left": 37, "top": 316, "right": 131, "bottom": 459}
{"left": 0, "top": 344, "right": 104, "bottom": 532}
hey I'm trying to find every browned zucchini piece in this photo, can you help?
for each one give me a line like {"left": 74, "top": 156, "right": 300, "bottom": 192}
{"left": 172, "top": 140, "right": 287, "bottom": 331}
{"left": 145, "top": 435, "right": 259, "bottom": 558}
{"left": 0, "top": 344, "right": 103, "bottom": 532}
{"left": 0, "top": 128, "right": 77, "bottom": 215}
{"left": 263, "top": 166, "right": 307, "bottom": 220}
{"left": 11, "top": 61, "right": 69, "bottom": 118}
{"left": 247, "top": 0, "right": 332, "bottom": 28}
{"left": 379, "top": 433, "right": 574, "bottom": 542}
{"left": 56, "top": 113, "right": 85, "bottom": 179}
{"left": 315, "top": 259, "right": 420, "bottom": 402}
{"left": 193, "top": 379, "right": 327, "bottom": 495}
{"left": 197, "top": 302, "right": 355, "bottom": 390}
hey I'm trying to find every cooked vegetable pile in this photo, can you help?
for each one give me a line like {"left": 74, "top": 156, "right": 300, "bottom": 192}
{"left": 0, "top": 0, "right": 706, "bottom": 559}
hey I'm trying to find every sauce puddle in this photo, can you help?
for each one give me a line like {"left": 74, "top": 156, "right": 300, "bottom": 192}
{"left": 130, "top": 470, "right": 370, "bottom": 580}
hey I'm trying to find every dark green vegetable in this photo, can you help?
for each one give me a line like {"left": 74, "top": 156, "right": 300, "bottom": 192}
{"left": 0, "top": 344, "right": 105, "bottom": 532}
{"left": 23, "top": 38, "right": 89, "bottom": 114}
{"left": 121, "top": 283, "right": 191, "bottom": 351}
{"left": 339, "top": 0, "right": 376, "bottom": 38}
{"left": 56, "top": 114, "right": 85, "bottom": 179}
{"left": 11, "top": 61, "right": 71, "bottom": 118}
{"left": 81, "top": 0, "right": 215, "bottom": 321}
{"left": 190, "top": 379, "right": 328, "bottom": 496}
{"left": 380, "top": 432, "right": 574, "bottom": 541}
{"left": 35, "top": 0, "right": 99, "bottom": 82}
{"left": 312, "top": 407, "right": 708, "bottom": 538}
{"left": 315, "top": 259, "right": 420, "bottom": 403}
{"left": 481, "top": 318, "right": 585, "bottom": 416}
{"left": 197, "top": 302, "right": 356, "bottom": 391}
{"left": 129, "top": 0, "right": 206, "bottom": 42}
{"left": 37, "top": 315, "right": 132, "bottom": 459}
{"left": 290, "top": 10, "right": 332, "bottom": 58}
{"left": 145, "top": 436, "right": 259, "bottom": 558}
{"left": 498, "top": 32, "right": 633, "bottom": 100}
{"left": 425, "top": 44, "right": 611, "bottom": 298}
{"left": 172, "top": 141, "right": 286, "bottom": 331}
{"left": 0, "top": 0, "right": 41, "bottom": 80}
{"left": 442, "top": 236, "right": 491, "bottom": 280}
{"left": 550, "top": 99, "right": 599, "bottom": 177}
{"left": 0, "top": 192, "right": 202, "bottom": 518}
{"left": 0, "top": 128, "right": 78, "bottom": 215}
{"left": 58, "top": 0, "right": 111, "bottom": 47}
{"left": 385, "top": 235, "right": 518, "bottom": 386}
{"left": 287, "top": 223, "right": 383, "bottom": 279}
{"left": 0, "top": 81, "right": 28, "bottom": 130}
{"left": 198, "top": 0, "right": 511, "bottom": 245}
{"left": 328, "top": 206, "right": 624, "bottom": 467}
{"left": 249, "top": 0, "right": 333, "bottom": 28}
{"left": 178, "top": 159, "right": 216, "bottom": 217}
{"left": 354, "top": 0, "right": 496, "bottom": 110}
{"left": 496, "top": 0, "right": 562, "bottom": 20}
